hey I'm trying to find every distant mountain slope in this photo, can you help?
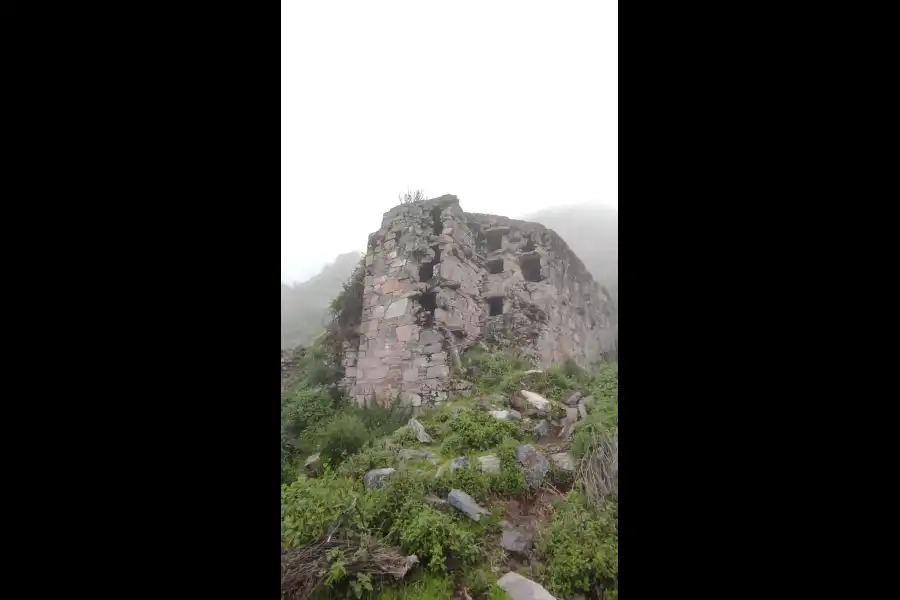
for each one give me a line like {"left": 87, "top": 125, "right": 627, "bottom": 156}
{"left": 281, "top": 252, "right": 361, "bottom": 349}
{"left": 526, "top": 205, "right": 618, "bottom": 306}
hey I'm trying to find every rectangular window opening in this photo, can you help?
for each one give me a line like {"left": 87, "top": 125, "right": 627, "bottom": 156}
{"left": 486, "top": 230, "right": 504, "bottom": 252}
{"left": 520, "top": 254, "right": 542, "bottom": 282}
{"left": 488, "top": 297, "right": 504, "bottom": 316}
{"left": 487, "top": 258, "right": 504, "bottom": 274}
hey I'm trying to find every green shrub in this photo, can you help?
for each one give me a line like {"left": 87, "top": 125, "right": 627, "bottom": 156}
{"left": 281, "top": 387, "right": 335, "bottom": 437}
{"left": 440, "top": 461, "right": 491, "bottom": 501}
{"left": 491, "top": 466, "right": 528, "bottom": 498}
{"left": 392, "top": 504, "right": 479, "bottom": 571}
{"left": 375, "top": 571, "right": 454, "bottom": 599}
{"left": 570, "top": 364, "right": 618, "bottom": 458}
{"left": 281, "top": 472, "right": 366, "bottom": 548}
{"left": 537, "top": 492, "right": 618, "bottom": 598}
{"left": 462, "top": 348, "right": 531, "bottom": 393}
{"left": 320, "top": 413, "right": 371, "bottom": 465}
{"left": 462, "top": 566, "right": 507, "bottom": 600}
{"left": 439, "top": 410, "right": 524, "bottom": 455}
{"left": 337, "top": 441, "right": 399, "bottom": 480}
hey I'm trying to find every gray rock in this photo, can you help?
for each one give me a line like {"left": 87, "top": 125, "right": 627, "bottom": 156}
{"left": 508, "top": 409, "right": 522, "bottom": 420}
{"left": 577, "top": 400, "right": 588, "bottom": 421}
{"left": 564, "top": 406, "right": 579, "bottom": 426}
{"left": 496, "top": 572, "right": 557, "bottom": 600}
{"left": 447, "top": 489, "right": 491, "bottom": 521}
{"left": 407, "top": 418, "right": 432, "bottom": 443}
{"left": 500, "top": 527, "right": 534, "bottom": 554}
{"left": 451, "top": 406, "right": 462, "bottom": 419}
{"left": 364, "top": 467, "right": 395, "bottom": 490}
{"left": 304, "top": 453, "right": 321, "bottom": 476}
{"left": 424, "top": 495, "right": 451, "bottom": 511}
{"left": 450, "top": 457, "right": 469, "bottom": 472}
{"left": 399, "top": 448, "right": 438, "bottom": 464}
{"left": 518, "top": 390, "right": 551, "bottom": 415}
{"left": 516, "top": 445, "right": 550, "bottom": 488}
{"left": 384, "top": 298, "right": 409, "bottom": 318}
{"left": 478, "top": 454, "right": 501, "bottom": 474}
{"left": 550, "top": 452, "right": 576, "bottom": 472}
{"left": 581, "top": 395, "right": 595, "bottom": 409}
{"left": 565, "top": 391, "right": 583, "bottom": 407}
{"left": 534, "top": 419, "right": 550, "bottom": 438}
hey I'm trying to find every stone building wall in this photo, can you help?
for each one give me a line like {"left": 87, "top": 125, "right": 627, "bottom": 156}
{"left": 343, "top": 195, "right": 615, "bottom": 407}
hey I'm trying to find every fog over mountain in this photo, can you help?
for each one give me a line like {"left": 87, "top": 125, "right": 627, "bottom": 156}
{"left": 281, "top": 252, "right": 361, "bottom": 348}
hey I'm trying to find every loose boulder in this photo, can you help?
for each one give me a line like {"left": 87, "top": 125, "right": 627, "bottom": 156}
{"left": 447, "top": 489, "right": 491, "bottom": 521}
{"left": 577, "top": 400, "right": 589, "bottom": 421}
{"left": 496, "top": 572, "right": 557, "bottom": 600}
{"left": 500, "top": 527, "right": 534, "bottom": 554}
{"left": 565, "top": 391, "right": 583, "bottom": 407}
{"left": 550, "top": 452, "right": 576, "bottom": 472}
{"left": 490, "top": 409, "right": 522, "bottom": 421}
{"left": 407, "top": 418, "right": 432, "bottom": 443}
{"left": 364, "top": 468, "right": 395, "bottom": 490}
{"left": 518, "top": 390, "right": 551, "bottom": 415}
{"left": 533, "top": 419, "right": 550, "bottom": 438}
{"left": 564, "top": 406, "right": 579, "bottom": 426}
{"left": 516, "top": 445, "right": 550, "bottom": 488}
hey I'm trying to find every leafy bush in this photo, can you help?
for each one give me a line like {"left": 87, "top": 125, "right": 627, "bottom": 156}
{"left": 462, "top": 348, "right": 531, "bottom": 393}
{"left": 438, "top": 409, "right": 524, "bottom": 455}
{"left": 281, "top": 387, "right": 335, "bottom": 437}
{"left": 320, "top": 413, "right": 371, "bottom": 465}
{"left": 375, "top": 572, "right": 453, "bottom": 600}
{"left": 571, "top": 364, "right": 618, "bottom": 458}
{"left": 392, "top": 504, "right": 479, "bottom": 571}
{"left": 337, "top": 441, "right": 399, "bottom": 480}
{"left": 281, "top": 472, "right": 367, "bottom": 548}
{"left": 537, "top": 492, "right": 618, "bottom": 598}
{"left": 439, "top": 461, "right": 492, "bottom": 501}
{"left": 491, "top": 438, "right": 528, "bottom": 497}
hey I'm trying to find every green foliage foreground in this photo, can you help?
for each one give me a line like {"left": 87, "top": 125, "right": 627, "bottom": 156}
{"left": 281, "top": 336, "right": 618, "bottom": 599}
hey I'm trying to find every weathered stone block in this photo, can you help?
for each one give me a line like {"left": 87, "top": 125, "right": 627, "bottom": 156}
{"left": 384, "top": 298, "right": 409, "bottom": 319}
{"left": 426, "top": 365, "right": 449, "bottom": 379}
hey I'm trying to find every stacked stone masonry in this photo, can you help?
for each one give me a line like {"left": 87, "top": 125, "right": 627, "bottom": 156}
{"left": 343, "top": 195, "right": 615, "bottom": 407}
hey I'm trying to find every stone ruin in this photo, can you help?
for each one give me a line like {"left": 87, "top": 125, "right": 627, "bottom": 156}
{"left": 342, "top": 195, "right": 616, "bottom": 407}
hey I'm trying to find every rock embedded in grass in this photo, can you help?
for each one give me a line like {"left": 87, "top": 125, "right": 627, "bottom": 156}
{"left": 497, "top": 572, "right": 557, "bottom": 600}
{"left": 550, "top": 452, "right": 576, "bottom": 472}
{"left": 517, "top": 390, "right": 551, "bottom": 416}
{"left": 407, "top": 418, "right": 432, "bottom": 443}
{"left": 500, "top": 526, "right": 534, "bottom": 554}
{"left": 447, "top": 489, "right": 491, "bottom": 521}
{"left": 364, "top": 467, "right": 395, "bottom": 490}
{"left": 516, "top": 444, "right": 550, "bottom": 488}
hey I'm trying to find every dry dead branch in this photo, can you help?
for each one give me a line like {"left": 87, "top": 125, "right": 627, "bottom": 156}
{"left": 281, "top": 536, "right": 418, "bottom": 600}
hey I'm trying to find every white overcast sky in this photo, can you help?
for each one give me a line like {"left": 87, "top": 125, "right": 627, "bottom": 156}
{"left": 281, "top": 0, "right": 617, "bottom": 285}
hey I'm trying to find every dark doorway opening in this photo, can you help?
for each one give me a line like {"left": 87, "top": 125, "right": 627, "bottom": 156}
{"left": 486, "top": 230, "right": 503, "bottom": 252}
{"left": 520, "top": 255, "right": 542, "bottom": 282}
{"left": 419, "top": 292, "right": 437, "bottom": 312}
{"left": 487, "top": 258, "right": 504, "bottom": 274}
{"left": 431, "top": 207, "right": 443, "bottom": 235}
{"left": 419, "top": 263, "right": 434, "bottom": 282}
{"left": 488, "top": 297, "right": 504, "bottom": 316}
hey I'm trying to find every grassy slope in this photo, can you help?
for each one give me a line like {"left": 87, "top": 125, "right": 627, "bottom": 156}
{"left": 281, "top": 342, "right": 618, "bottom": 600}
